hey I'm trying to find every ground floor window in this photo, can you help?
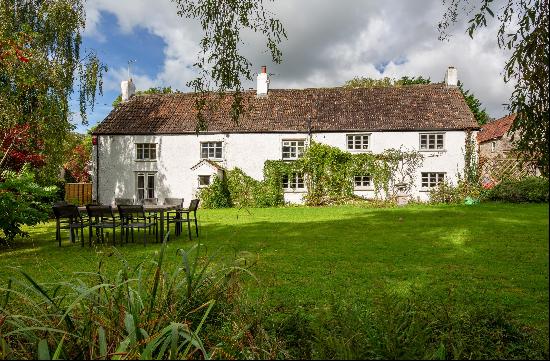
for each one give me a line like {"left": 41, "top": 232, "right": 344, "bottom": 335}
{"left": 136, "top": 172, "right": 156, "bottom": 201}
{"left": 421, "top": 172, "right": 445, "bottom": 188}
{"left": 354, "top": 175, "right": 372, "bottom": 189}
{"left": 198, "top": 175, "right": 211, "bottom": 188}
{"left": 282, "top": 173, "right": 305, "bottom": 190}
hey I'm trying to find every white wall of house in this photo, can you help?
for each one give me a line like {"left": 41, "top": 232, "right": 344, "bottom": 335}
{"left": 91, "top": 130, "right": 474, "bottom": 206}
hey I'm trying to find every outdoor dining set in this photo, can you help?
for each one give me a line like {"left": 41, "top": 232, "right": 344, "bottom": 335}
{"left": 51, "top": 198, "right": 200, "bottom": 247}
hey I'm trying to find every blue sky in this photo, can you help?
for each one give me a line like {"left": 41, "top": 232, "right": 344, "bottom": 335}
{"left": 73, "top": 0, "right": 515, "bottom": 134}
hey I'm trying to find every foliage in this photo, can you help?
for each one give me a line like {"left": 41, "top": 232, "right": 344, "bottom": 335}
{"left": 306, "top": 293, "right": 548, "bottom": 360}
{"left": 62, "top": 129, "right": 95, "bottom": 184}
{"left": 0, "top": 0, "right": 107, "bottom": 182}
{"left": 172, "top": 0, "right": 286, "bottom": 129}
{"left": 111, "top": 86, "right": 175, "bottom": 108}
{"left": 199, "top": 174, "right": 233, "bottom": 208}
{"left": 199, "top": 142, "right": 423, "bottom": 207}
{"left": 483, "top": 176, "right": 549, "bottom": 203}
{"left": 463, "top": 129, "right": 478, "bottom": 184}
{"left": 343, "top": 75, "right": 431, "bottom": 88}
{"left": 458, "top": 80, "right": 490, "bottom": 125}
{"left": 0, "top": 165, "right": 56, "bottom": 244}
{"left": 439, "top": 0, "right": 549, "bottom": 177}
{"left": 0, "top": 238, "right": 253, "bottom": 359}
{"left": 428, "top": 179, "right": 484, "bottom": 204}
{"left": 0, "top": 124, "right": 45, "bottom": 172}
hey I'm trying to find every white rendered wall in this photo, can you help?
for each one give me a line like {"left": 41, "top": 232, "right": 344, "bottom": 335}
{"left": 92, "top": 130, "right": 474, "bottom": 205}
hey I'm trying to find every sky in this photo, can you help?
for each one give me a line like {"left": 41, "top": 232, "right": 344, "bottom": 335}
{"left": 71, "top": 0, "right": 515, "bottom": 133}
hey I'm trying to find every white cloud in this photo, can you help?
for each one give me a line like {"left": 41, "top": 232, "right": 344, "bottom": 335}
{"left": 84, "top": 0, "right": 514, "bottom": 118}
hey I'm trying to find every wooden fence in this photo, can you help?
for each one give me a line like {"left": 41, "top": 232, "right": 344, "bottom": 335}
{"left": 65, "top": 183, "right": 92, "bottom": 205}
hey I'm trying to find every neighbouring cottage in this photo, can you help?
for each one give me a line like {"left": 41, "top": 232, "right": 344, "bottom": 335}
{"left": 91, "top": 66, "right": 478, "bottom": 205}
{"left": 477, "top": 113, "right": 516, "bottom": 159}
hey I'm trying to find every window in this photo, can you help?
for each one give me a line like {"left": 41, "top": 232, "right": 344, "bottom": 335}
{"left": 282, "top": 173, "right": 305, "bottom": 190}
{"left": 136, "top": 143, "right": 157, "bottom": 160}
{"left": 282, "top": 140, "right": 305, "bottom": 160}
{"left": 136, "top": 172, "right": 155, "bottom": 200}
{"left": 419, "top": 133, "right": 444, "bottom": 151}
{"left": 491, "top": 141, "right": 496, "bottom": 152}
{"left": 198, "top": 175, "right": 211, "bottom": 188}
{"left": 347, "top": 134, "right": 370, "bottom": 151}
{"left": 354, "top": 175, "right": 372, "bottom": 188}
{"left": 421, "top": 172, "right": 445, "bottom": 188}
{"left": 201, "top": 142, "right": 223, "bottom": 160}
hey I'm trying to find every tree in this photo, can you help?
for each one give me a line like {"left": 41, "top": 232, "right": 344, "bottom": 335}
{"left": 172, "top": 0, "right": 286, "bottom": 129}
{"left": 343, "top": 75, "right": 489, "bottom": 125}
{"left": 0, "top": 0, "right": 107, "bottom": 182}
{"left": 111, "top": 86, "right": 175, "bottom": 107}
{"left": 439, "top": 0, "right": 549, "bottom": 176}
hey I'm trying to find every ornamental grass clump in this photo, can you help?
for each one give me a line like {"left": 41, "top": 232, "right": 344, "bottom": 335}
{"left": 0, "top": 236, "right": 251, "bottom": 359}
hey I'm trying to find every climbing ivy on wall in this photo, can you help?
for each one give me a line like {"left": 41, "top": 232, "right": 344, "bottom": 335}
{"left": 199, "top": 141, "right": 424, "bottom": 208}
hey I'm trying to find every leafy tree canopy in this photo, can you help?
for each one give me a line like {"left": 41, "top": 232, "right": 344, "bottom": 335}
{"left": 111, "top": 86, "right": 176, "bottom": 108}
{"left": 439, "top": 0, "right": 549, "bottom": 176}
{"left": 0, "top": 0, "right": 106, "bottom": 182}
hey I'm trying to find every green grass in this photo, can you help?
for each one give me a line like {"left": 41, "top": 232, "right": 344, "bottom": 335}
{"left": 1, "top": 202, "right": 548, "bottom": 335}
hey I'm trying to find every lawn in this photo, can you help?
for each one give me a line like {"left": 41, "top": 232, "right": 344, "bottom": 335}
{"left": 1, "top": 202, "right": 548, "bottom": 335}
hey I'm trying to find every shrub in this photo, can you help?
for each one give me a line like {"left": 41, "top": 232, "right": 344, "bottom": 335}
{"left": 0, "top": 239, "right": 252, "bottom": 359}
{"left": 199, "top": 175, "right": 233, "bottom": 208}
{"left": 0, "top": 165, "right": 57, "bottom": 244}
{"left": 484, "top": 176, "right": 549, "bottom": 203}
{"left": 428, "top": 180, "right": 483, "bottom": 204}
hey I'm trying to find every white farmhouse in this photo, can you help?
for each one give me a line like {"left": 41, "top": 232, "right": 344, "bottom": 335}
{"left": 91, "top": 66, "right": 478, "bottom": 205}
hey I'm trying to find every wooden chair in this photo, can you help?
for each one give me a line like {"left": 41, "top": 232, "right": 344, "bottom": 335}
{"left": 167, "top": 199, "right": 200, "bottom": 240}
{"left": 165, "top": 198, "right": 184, "bottom": 236}
{"left": 52, "top": 204, "right": 88, "bottom": 246}
{"left": 85, "top": 204, "right": 120, "bottom": 245}
{"left": 117, "top": 205, "right": 158, "bottom": 245}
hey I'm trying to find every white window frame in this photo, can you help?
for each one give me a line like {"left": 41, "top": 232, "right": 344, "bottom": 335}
{"left": 198, "top": 175, "right": 211, "bottom": 188}
{"left": 491, "top": 141, "right": 496, "bottom": 152}
{"left": 347, "top": 134, "right": 371, "bottom": 151}
{"left": 282, "top": 139, "right": 306, "bottom": 160}
{"left": 419, "top": 133, "right": 445, "bottom": 151}
{"left": 421, "top": 172, "right": 446, "bottom": 189}
{"left": 200, "top": 141, "right": 223, "bottom": 160}
{"left": 136, "top": 143, "right": 157, "bottom": 161}
{"left": 136, "top": 172, "right": 156, "bottom": 201}
{"left": 353, "top": 175, "right": 373, "bottom": 190}
{"left": 282, "top": 172, "right": 305, "bottom": 191}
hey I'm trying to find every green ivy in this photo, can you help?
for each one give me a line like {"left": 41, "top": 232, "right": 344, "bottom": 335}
{"left": 199, "top": 141, "right": 424, "bottom": 208}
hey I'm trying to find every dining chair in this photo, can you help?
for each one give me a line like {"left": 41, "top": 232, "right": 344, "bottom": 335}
{"left": 117, "top": 205, "right": 158, "bottom": 245}
{"left": 167, "top": 199, "right": 200, "bottom": 240}
{"left": 85, "top": 204, "right": 120, "bottom": 245}
{"left": 52, "top": 204, "right": 88, "bottom": 246}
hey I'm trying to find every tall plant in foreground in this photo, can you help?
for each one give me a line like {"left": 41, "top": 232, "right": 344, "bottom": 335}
{"left": 0, "top": 236, "right": 251, "bottom": 359}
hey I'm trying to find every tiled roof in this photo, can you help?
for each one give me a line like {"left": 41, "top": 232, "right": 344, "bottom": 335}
{"left": 94, "top": 84, "right": 478, "bottom": 135}
{"left": 190, "top": 159, "right": 225, "bottom": 171}
{"left": 477, "top": 114, "right": 516, "bottom": 143}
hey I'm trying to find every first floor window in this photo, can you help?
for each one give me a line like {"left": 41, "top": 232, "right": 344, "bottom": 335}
{"left": 201, "top": 142, "right": 223, "bottom": 159}
{"left": 419, "top": 133, "right": 444, "bottom": 151}
{"left": 136, "top": 143, "right": 157, "bottom": 160}
{"left": 421, "top": 172, "right": 445, "bottom": 188}
{"left": 198, "top": 175, "right": 211, "bottom": 187}
{"left": 282, "top": 173, "right": 305, "bottom": 190}
{"left": 347, "top": 134, "right": 370, "bottom": 151}
{"left": 354, "top": 175, "right": 372, "bottom": 188}
{"left": 137, "top": 172, "right": 156, "bottom": 200}
{"left": 282, "top": 140, "right": 305, "bottom": 160}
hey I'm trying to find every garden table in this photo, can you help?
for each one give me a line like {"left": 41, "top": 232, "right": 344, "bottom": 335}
{"left": 78, "top": 204, "right": 180, "bottom": 243}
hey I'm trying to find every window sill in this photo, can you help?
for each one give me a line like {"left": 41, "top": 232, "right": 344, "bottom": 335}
{"left": 283, "top": 189, "right": 307, "bottom": 193}
{"left": 135, "top": 160, "right": 157, "bottom": 162}
{"left": 200, "top": 158, "right": 224, "bottom": 162}
{"left": 354, "top": 187, "right": 374, "bottom": 191}
{"left": 347, "top": 149, "right": 371, "bottom": 153}
{"left": 418, "top": 149, "right": 447, "bottom": 153}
